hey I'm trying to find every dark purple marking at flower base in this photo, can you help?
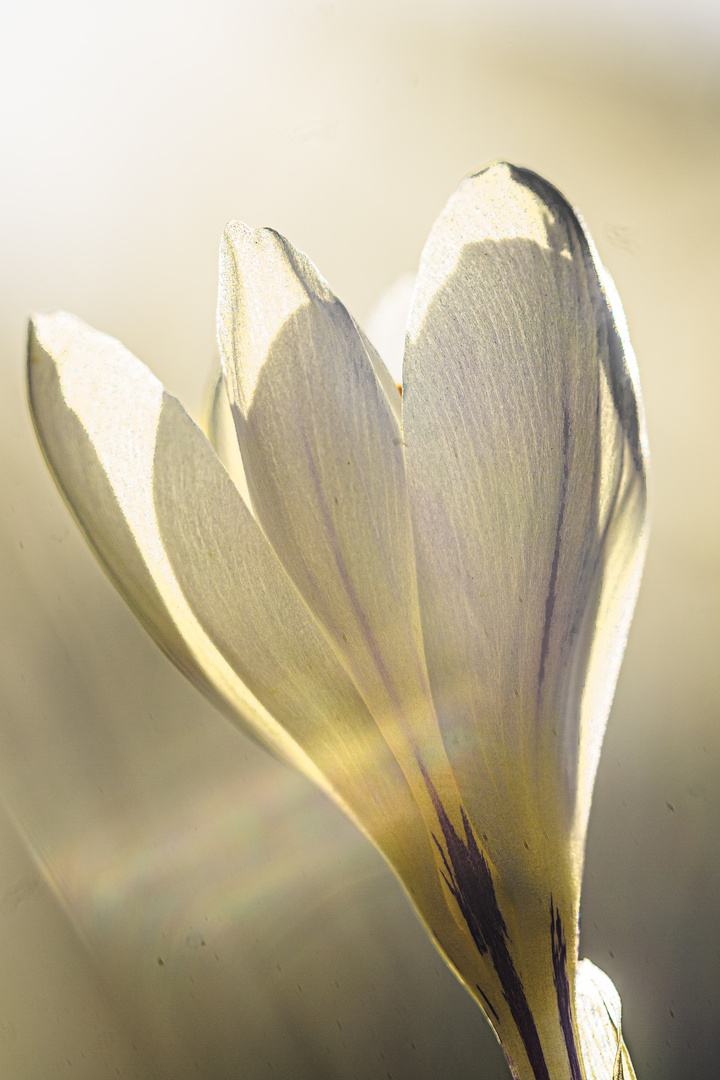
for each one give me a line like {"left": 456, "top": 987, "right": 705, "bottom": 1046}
{"left": 418, "top": 763, "right": 550, "bottom": 1080}
{"left": 551, "top": 901, "right": 583, "bottom": 1080}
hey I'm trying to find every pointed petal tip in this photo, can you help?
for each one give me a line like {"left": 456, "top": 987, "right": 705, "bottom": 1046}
{"left": 466, "top": 160, "right": 542, "bottom": 187}
{"left": 223, "top": 217, "right": 252, "bottom": 232}
{"left": 27, "top": 311, "right": 87, "bottom": 388}
{"left": 468, "top": 158, "right": 514, "bottom": 178}
{"left": 220, "top": 221, "right": 252, "bottom": 274}
{"left": 222, "top": 219, "right": 255, "bottom": 246}
{"left": 220, "top": 222, "right": 284, "bottom": 280}
{"left": 219, "top": 217, "right": 336, "bottom": 326}
{"left": 460, "top": 160, "right": 577, "bottom": 226}
{"left": 221, "top": 220, "right": 287, "bottom": 257}
{"left": 27, "top": 311, "right": 118, "bottom": 373}
{"left": 219, "top": 222, "right": 304, "bottom": 298}
{"left": 28, "top": 309, "right": 75, "bottom": 349}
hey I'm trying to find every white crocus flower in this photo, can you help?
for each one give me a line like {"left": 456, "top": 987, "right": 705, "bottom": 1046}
{"left": 28, "top": 162, "right": 647, "bottom": 1080}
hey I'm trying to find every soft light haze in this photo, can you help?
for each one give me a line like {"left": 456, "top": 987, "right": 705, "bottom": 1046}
{"left": 1, "top": 2, "right": 718, "bottom": 1078}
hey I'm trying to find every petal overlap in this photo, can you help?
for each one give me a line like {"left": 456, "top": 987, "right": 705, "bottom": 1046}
{"left": 217, "top": 224, "right": 462, "bottom": 833}
{"left": 27, "top": 162, "right": 646, "bottom": 1080}
{"left": 27, "top": 310, "right": 479, "bottom": 992}
{"left": 27, "top": 313, "right": 406, "bottom": 837}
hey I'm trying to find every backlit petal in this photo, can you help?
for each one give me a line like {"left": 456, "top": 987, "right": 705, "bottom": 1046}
{"left": 403, "top": 163, "right": 648, "bottom": 907}
{"left": 28, "top": 157, "right": 649, "bottom": 1080}
{"left": 575, "top": 960, "right": 637, "bottom": 1080}
{"left": 217, "top": 225, "right": 451, "bottom": 815}
{"left": 28, "top": 310, "right": 498, "bottom": 988}
{"left": 152, "top": 395, "right": 449, "bottom": 890}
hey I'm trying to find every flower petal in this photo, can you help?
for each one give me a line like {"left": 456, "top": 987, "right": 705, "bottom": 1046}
{"left": 152, "top": 395, "right": 443, "bottom": 881}
{"left": 216, "top": 230, "right": 536, "bottom": 1019}
{"left": 154, "top": 396, "right": 545, "bottom": 1055}
{"left": 28, "top": 312, "right": 233, "bottom": 729}
{"left": 403, "top": 163, "right": 648, "bottom": 904}
{"left": 27, "top": 309, "right": 487, "bottom": 975}
{"left": 575, "top": 960, "right": 637, "bottom": 1080}
{"left": 217, "top": 225, "right": 447, "bottom": 803}
{"left": 26, "top": 313, "right": 423, "bottom": 866}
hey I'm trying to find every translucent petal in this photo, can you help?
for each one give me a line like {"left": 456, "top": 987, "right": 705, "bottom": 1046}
{"left": 403, "top": 163, "right": 648, "bottom": 907}
{"left": 27, "top": 309, "right": 494, "bottom": 990}
{"left": 27, "top": 312, "right": 243, "bottom": 739}
{"left": 26, "top": 312, "right": 433, "bottom": 879}
{"left": 155, "top": 401, "right": 451, "bottom": 876}
{"left": 575, "top": 960, "right": 638, "bottom": 1080}
{"left": 28, "top": 159, "right": 649, "bottom": 1080}
{"left": 216, "top": 224, "right": 450, "bottom": 813}
{"left": 217, "top": 223, "right": 603, "bottom": 1077}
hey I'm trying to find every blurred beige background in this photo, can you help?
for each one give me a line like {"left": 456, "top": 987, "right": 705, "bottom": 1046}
{"left": 1, "top": 1, "right": 718, "bottom": 1077}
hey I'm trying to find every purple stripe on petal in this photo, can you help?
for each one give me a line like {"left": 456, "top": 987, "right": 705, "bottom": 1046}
{"left": 551, "top": 900, "right": 583, "bottom": 1080}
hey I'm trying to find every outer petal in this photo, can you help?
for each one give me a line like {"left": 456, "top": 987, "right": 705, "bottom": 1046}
{"left": 403, "top": 162, "right": 647, "bottom": 885}
{"left": 403, "top": 164, "right": 647, "bottom": 1078}
{"left": 26, "top": 312, "right": 442, "bottom": 897}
